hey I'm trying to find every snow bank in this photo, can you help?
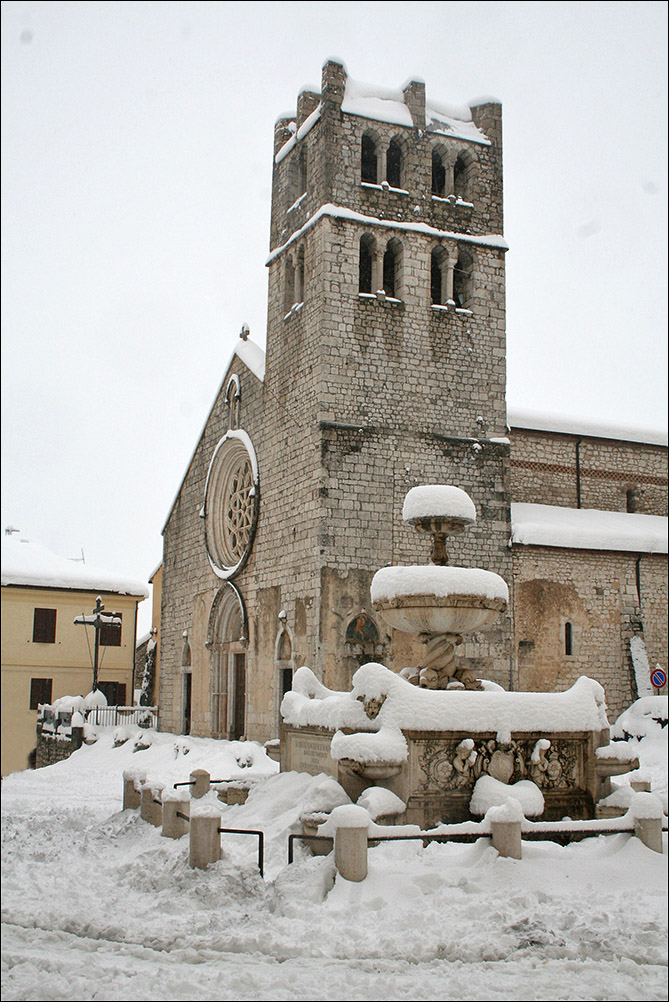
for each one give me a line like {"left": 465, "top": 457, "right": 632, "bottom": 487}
{"left": 511, "top": 503, "right": 667, "bottom": 553}
{"left": 283, "top": 662, "right": 609, "bottom": 734}
{"left": 611, "top": 696, "right": 668, "bottom": 740}
{"left": 357, "top": 787, "right": 406, "bottom": 820}
{"left": 471, "top": 777, "right": 544, "bottom": 818}
{"left": 1, "top": 534, "right": 149, "bottom": 596}
{"left": 1, "top": 725, "right": 666, "bottom": 1002}
{"left": 630, "top": 636, "right": 658, "bottom": 698}
{"left": 402, "top": 485, "right": 477, "bottom": 523}
{"left": 331, "top": 726, "right": 408, "bottom": 765}
{"left": 371, "top": 565, "right": 509, "bottom": 603}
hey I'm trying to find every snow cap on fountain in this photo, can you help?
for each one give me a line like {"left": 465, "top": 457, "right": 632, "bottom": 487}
{"left": 403, "top": 485, "right": 477, "bottom": 524}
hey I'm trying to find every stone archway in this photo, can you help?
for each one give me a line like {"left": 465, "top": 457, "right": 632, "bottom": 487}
{"left": 206, "top": 583, "right": 248, "bottom": 739}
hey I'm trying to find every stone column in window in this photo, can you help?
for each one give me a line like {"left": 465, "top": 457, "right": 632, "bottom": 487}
{"left": 444, "top": 243, "right": 459, "bottom": 305}
{"left": 372, "top": 246, "right": 383, "bottom": 295}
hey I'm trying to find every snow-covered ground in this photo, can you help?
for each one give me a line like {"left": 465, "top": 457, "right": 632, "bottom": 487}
{"left": 2, "top": 722, "right": 667, "bottom": 1002}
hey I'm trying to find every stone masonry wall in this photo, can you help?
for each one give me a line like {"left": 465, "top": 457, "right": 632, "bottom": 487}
{"left": 510, "top": 428, "right": 667, "bottom": 516}
{"left": 512, "top": 547, "right": 667, "bottom": 719}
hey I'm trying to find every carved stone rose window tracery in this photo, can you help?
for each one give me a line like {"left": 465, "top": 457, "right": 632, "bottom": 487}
{"left": 204, "top": 431, "right": 259, "bottom": 579}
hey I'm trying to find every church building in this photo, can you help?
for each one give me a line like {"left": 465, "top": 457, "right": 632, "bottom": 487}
{"left": 157, "top": 60, "right": 667, "bottom": 743}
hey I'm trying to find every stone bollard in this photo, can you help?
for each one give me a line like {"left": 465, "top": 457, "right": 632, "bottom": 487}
{"left": 190, "top": 769, "right": 211, "bottom": 799}
{"left": 629, "top": 792, "right": 664, "bottom": 854}
{"left": 161, "top": 790, "right": 190, "bottom": 839}
{"left": 486, "top": 799, "right": 523, "bottom": 860}
{"left": 321, "top": 805, "right": 369, "bottom": 882}
{"left": 140, "top": 781, "right": 164, "bottom": 827}
{"left": 123, "top": 769, "right": 147, "bottom": 810}
{"left": 490, "top": 819, "right": 522, "bottom": 859}
{"left": 189, "top": 806, "right": 222, "bottom": 869}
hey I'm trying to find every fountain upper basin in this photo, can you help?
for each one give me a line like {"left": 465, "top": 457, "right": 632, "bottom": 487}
{"left": 371, "top": 565, "right": 508, "bottom": 636}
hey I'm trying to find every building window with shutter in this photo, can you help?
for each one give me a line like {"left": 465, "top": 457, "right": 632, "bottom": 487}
{"left": 100, "top": 613, "right": 122, "bottom": 647}
{"left": 32, "top": 608, "right": 56, "bottom": 644}
{"left": 30, "top": 677, "right": 52, "bottom": 709}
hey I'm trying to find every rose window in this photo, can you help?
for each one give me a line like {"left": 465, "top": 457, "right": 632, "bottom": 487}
{"left": 204, "top": 433, "right": 258, "bottom": 578}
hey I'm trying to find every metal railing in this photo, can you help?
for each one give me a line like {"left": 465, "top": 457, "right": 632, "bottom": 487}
{"left": 86, "top": 705, "right": 158, "bottom": 728}
{"left": 218, "top": 827, "right": 264, "bottom": 877}
{"left": 287, "top": 819, "right": 669, "bottom": 864}
{"left": 170, "top": 809, "right": 264, "bottom": 877}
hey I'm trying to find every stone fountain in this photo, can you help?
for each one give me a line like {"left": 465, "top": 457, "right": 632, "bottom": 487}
{"left": 280, "top": 485, "right": 638, "bottom": 827}
{"left": 370, "top": 485, "right": 508, "bottom": 691}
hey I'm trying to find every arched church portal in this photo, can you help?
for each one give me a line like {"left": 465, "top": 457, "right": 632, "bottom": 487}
{"left": 207, "top": 583, "right": 248, "bottom": 740}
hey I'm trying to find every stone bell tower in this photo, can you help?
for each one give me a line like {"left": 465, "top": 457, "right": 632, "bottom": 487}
{"left": 261, "top": 59, "right": 512, "bottom": 695}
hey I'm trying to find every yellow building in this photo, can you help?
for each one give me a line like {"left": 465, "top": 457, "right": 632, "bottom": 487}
{"left": 1, "top": 532, "right": 148, "bottom": 776}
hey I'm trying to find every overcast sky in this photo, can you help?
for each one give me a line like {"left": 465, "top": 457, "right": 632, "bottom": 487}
{"left": 2, "top": 1, "right": 667, "bottom": 636}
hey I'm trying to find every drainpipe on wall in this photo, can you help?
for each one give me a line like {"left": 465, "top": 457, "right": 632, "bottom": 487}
{"left": 575, "top": 438, "right": 582, "bottom": 508}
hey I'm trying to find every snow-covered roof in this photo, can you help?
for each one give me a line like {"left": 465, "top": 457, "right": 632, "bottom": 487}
{"left": 507, "top": 408, "right": 668, "bottom": 447}
{"left": 235, "top": 337, "right": 266, "bottom": 382}
{"left": 1, "top": 535, "right": 150, "bottom": 597}
{"left": 511, "top": 503, "right": 668, "bottom": 554}
{"left": 341, "top": 76, "right": 491, "bottom": 146}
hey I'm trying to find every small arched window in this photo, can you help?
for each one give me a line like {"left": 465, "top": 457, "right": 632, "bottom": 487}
{"left": 386, "top": 138, "right": 403, "bottom": 188}
{"left": 225, "top": 375, "right": 241, "bottom": 430}
{"left": 284, "top": 255, "right": 295, "bottom": 313}
{"left": 359, "top": 233, "right": 375, "bottom": 294}
{"left": 453, "top": 154, "right": 468, "bottom": 199}
{"left": 383, "top": 239, "right": 402, "bottom": 299}
{"left": 431, "top": 246, "right": 447, "bottom": 305}
{"left": 295, "top": 245, "right": 305, "bottom": 304}
{"left": 564, "top": 621, "right": 573, "bottom": 657}
{"left": 626, "top": 486, "right": 640, "bottom": 513}
{"left": 361, "top": 134, "right": 378, "bottom": 184}
{"left": 297, "top": 147, "right": 307, "bottom": 198}
{"left": 453, "top": 247, "right": 473, "bottom": 309}
{"left": 432, "top": 148, "right": 446, "bottom": 195}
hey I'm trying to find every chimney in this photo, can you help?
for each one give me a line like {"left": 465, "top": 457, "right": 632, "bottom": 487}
{"left": 274, "top": 116, "right": 295, "bottom": 156}
{"left": 321, "top": 59, "right": 347, "bottom": 111}
{"left": 296, "top": 89, "right": 321, "bottom": 130}
{"left": 403, "top": 79, "right": 426, "bottom": 130}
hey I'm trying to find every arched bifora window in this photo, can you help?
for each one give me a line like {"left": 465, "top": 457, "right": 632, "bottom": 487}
{"left": 386, "top": 137, "right": 403, "bottom": 188}
{"left": 361, "top": 134, "right": 378, "bottom": 184}
{"left": 432, "top": 147, "right": 446, "bottom": 196}
{"left": 382, "top": 238, "right": 402, "bottom": 299}
{"left": 453, "top": 247, "right": 473, "bottom": 309}
{"left": 452, "top": 152, "right": 468, "bottom": 199}
{"left": 359, "top": 233, "right": 376, "bottom": 294}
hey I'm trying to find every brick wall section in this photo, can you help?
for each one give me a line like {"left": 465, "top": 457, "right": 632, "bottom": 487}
{"left": 510, "top": 428, "right": 667, "bottom": 515}
{"left": 512, "top": 548, "right": 668, "bottom": 718}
